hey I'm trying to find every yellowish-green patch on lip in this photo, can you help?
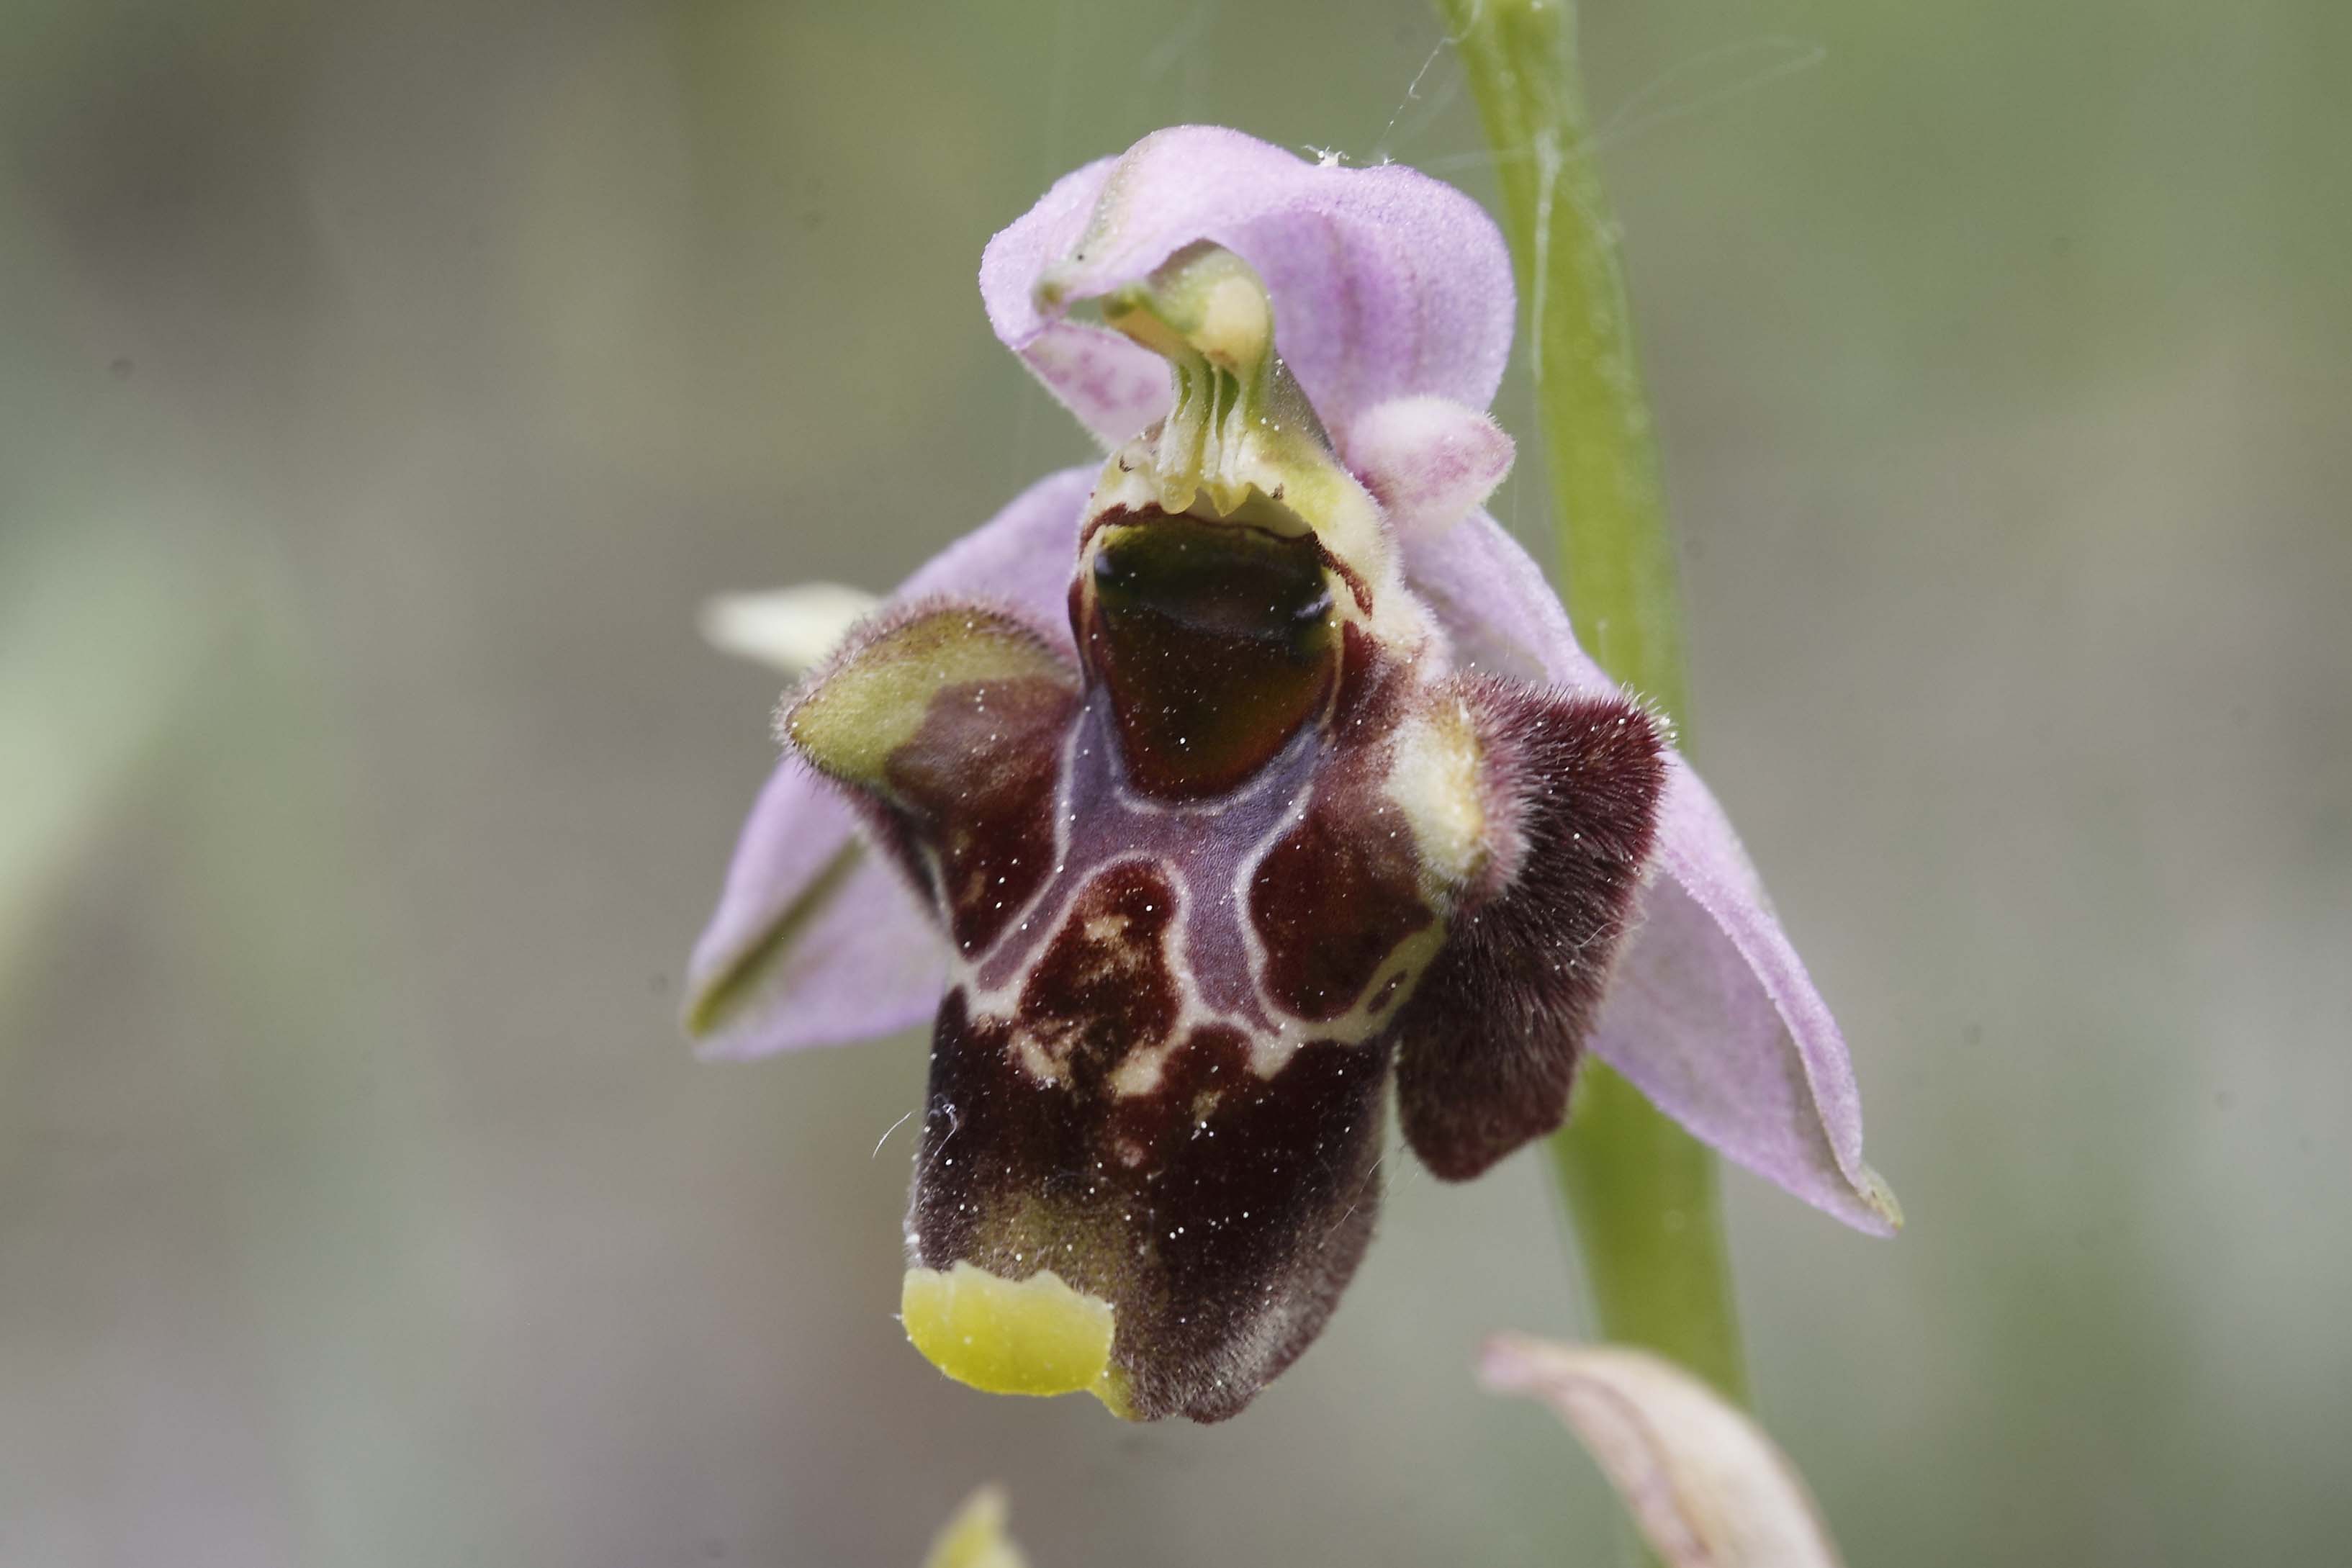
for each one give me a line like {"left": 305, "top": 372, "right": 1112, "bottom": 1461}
{"left": 901, "top": 1263, "right": 1132, "bottom": 1418}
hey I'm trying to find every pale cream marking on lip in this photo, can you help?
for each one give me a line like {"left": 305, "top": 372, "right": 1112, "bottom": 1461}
{"left": 1227, "top": 708, "right": 1459, "bottom": 1078}
{"left": 963, "top": 852, "right": 1263, "bottom": 1098}
{"left": 940, "top": 502, "right": 1463, "bottom": 1090}
{"left": 1107, "top": 1036, "right": 1183, "bottom": 1099}
{"left": 954, "top": 716, "right": 1454, "bottom": 1086}
{"left": 1223, "top": 776, "right": 1324, "bottom": 1078}
{"left": 947, "top": 700, "right": 1104, "bottom": 999}
{"left": 1382, "top": 693, "right": 1490, "bottom": 904}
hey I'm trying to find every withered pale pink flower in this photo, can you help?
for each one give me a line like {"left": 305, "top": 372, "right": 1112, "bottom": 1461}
{"left": 685, "top": 127, "right": 1896, "bottom": 1424}
{"left": 1481, "top": 1335, "right": 1846, "bottom": 1568}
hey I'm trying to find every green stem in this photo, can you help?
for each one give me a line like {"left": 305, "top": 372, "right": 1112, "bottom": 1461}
{"left": 1436, "top": 0, "right": 1747, "bottom": 1405}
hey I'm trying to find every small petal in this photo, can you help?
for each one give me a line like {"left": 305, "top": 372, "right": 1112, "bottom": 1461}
{"left": 983, "top": 127, "right": 1515, "bottom": 445}
{"left": 919, "top": 1485, "right": 1032, "bottom": 1568}
{"left": 699, "top": 582, "right": 879, "bottom": 675}
{"left": 1480, "top": 1335, "right": 1846, "bottom": 1568}
{"left": 1408, "top": 513, "right": 1897, "bottom": 1233}
{"left": 1343, "top": 396, "right": 1515, "bottom": 543}
{"left": 683, "top": 467, "right": 1097, "bottom": 1058}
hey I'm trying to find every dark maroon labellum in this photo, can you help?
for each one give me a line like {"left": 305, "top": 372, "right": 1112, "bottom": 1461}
{"left": 783, "top": 518, "right": 1666, "bottom": 1422}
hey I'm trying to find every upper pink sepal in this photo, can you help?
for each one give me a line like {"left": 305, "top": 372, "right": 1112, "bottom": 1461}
{"left": 1343, "top": 395, "right": 1515, "bottom": 543}
{"left": 982, "top": 127, "right": 1516, "bottom": 447}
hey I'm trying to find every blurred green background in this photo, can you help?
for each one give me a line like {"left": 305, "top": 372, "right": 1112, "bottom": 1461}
{"left": 4, "top": 1, "right": 2348, "bottom": 1563}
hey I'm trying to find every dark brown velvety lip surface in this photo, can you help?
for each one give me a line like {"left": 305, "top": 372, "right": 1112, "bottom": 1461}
{"left": 914, "top": 976, "right": 1389, "bottom": 1423}
{"left": 783, "top": 515, "right": 1667, "bottom": 1422}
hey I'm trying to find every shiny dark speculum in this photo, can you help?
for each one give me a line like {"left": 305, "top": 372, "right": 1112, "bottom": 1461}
{"left": 1084, "top": 513, "right": 1339, "bottom": 799}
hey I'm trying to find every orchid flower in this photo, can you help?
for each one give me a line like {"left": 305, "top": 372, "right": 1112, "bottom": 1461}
{"left": 685, "top": 127, "right": 1896, "bottom": 1424}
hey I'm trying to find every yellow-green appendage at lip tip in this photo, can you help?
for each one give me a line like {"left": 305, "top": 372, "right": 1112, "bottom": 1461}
{"left": 901, "top": 1263, "right": 1135, "bottom": 1418}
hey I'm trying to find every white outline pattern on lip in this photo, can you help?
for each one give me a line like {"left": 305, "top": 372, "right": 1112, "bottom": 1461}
{"left": 958, "top": 669, "right": 1444, "bottom": 1095}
